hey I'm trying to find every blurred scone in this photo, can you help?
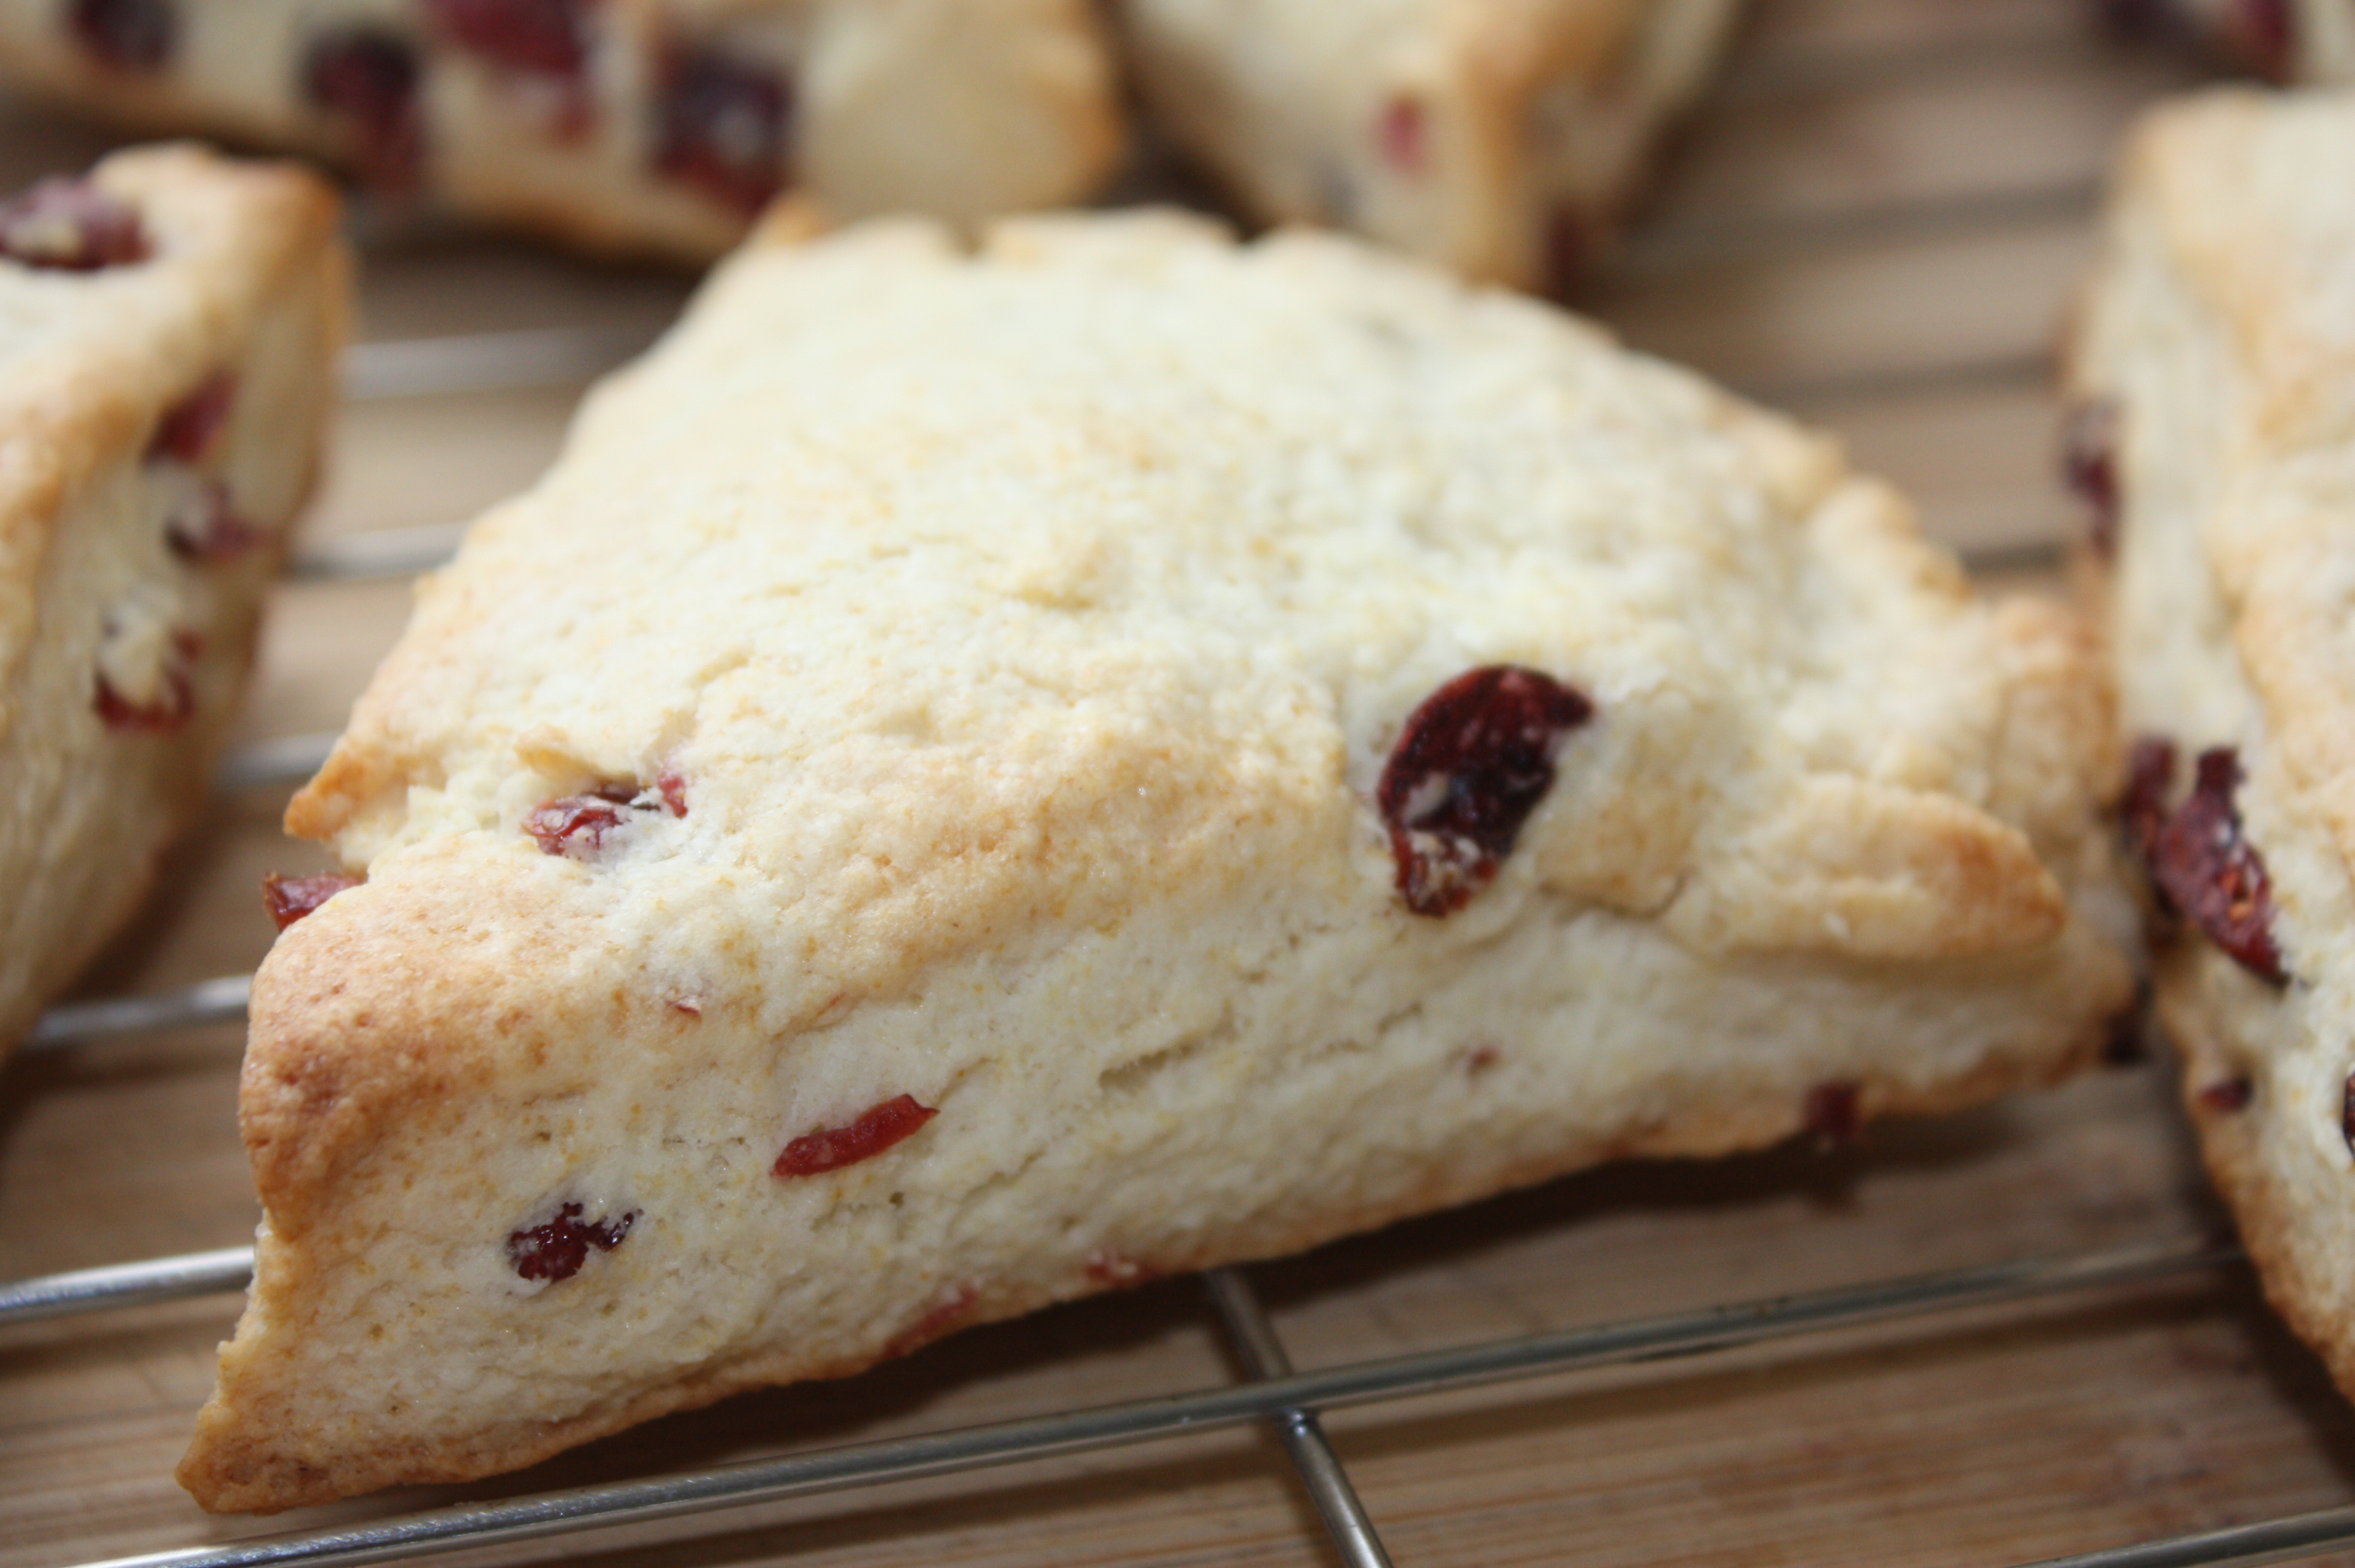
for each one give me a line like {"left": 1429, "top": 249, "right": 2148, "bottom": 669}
{"left": 0, "top": 144, "right": 346, "bottom": 1056}
{"left": 1116, "top": 0, "right": 1746, "bottom": 288}
{"left": 0, "top": 0, "right": 1123, "bottom": 263}
{"left": 2119, "top": 0, "right": 2355, "bottom": 82}
{"left": 2068, "top": 88, "right": 2355, "bottom": 1399}
{"left": 184, "top": 206, "right": 2131, "bottom": 1512}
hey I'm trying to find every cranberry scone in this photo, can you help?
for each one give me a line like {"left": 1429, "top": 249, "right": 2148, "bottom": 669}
{"left": 0, "top": 0, "right": 1122, "bottom": 263}
{"left": 2115, "top": 0, "right": 2355, "bottom": 83}
{"left": 184, "top": 207, "right": 2132, "bottom": 1512}
{"left": 2070, "top": 88, "right": 2355, "bottom": 1403}
{"left": 0, "top": 146, "right": 345, "bottom": 1058}
{"left": 1115, "top": 0, "right": 1747, "bottom": 290}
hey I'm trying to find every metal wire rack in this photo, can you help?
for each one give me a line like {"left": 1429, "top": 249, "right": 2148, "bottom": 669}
{"left": 8, "top": 8, "right": 2353, "bottom": 1565}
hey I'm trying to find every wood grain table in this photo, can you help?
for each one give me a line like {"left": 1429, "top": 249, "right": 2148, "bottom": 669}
{"left": 9, "top": 2, "right": 2353, "bottom": 1564}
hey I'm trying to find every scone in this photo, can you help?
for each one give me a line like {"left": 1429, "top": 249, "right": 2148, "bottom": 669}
{"left": 1115, "top": 0, "right": 1747, "bottom": 289}
{"left": 2068, "top": 88, "right": 2355, "bottom": 1403}
{"left": 0, "top": 145, "right": 345, "bottom": 1058}
{"left": 0, "top": 0, "right": 1123, "bottom": 263}
{"left": 2116, "top": 0, "right": 2355, "bottom": 83}
{"left": 183, "top": 207, "right": 2133, "bottom": 1512}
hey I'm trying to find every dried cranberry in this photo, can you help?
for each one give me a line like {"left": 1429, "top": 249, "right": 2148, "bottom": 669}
{"left": 1377, "top": 95, "right": 1426, "bottom": 174}
{"left": 525, "top": 779, "right": 681, "bottom": 858}
{"left": 1463, "top": 1044, "right": 1502, "bottom": 1075}
{"left": 94, "top": 628, "right": 198, "bottom": 734}
{"left": 262, "top": 872, "right": 361, "bottom": 931}
{"left": 1377, "top": 665, "right": 1591, "bottom": 916}
{"left": 2198, "top": 1076, "right": 2253, "bottom": 1113}
{"left": 506, "top": 1201, "right": 636, "bottom": 1283}
{"left": 773, "top": 1094, "right": 937, "bottom": 1179}
{"left": 1804, "top": 1080, "right": 1863, "bottom": 1148}
{"left": 0, "top": 178, "right": 147, "bottom": 271}
{"left": 656, "top": 767, "right": 688, "bottom": 817}
{"left": 94, "top": 667, "right": 192, "bottom": 732}
{"left": 882, "top": 1282, "right": 978, "bottom": 1358}
{"left": 304, "top": 28, "right": 423, "bottom": 189}
{"left": 420, "top": 0, "right": 589, "bottom": 76}
{"left": 2064, "top": 401, "right": 2122, "bottom": 557}
{"left": 2146, "top": 747, "right": 2286, "bottom": 983}
{"left": 165, "top": 480, "right": 264, "bottom": 563}
{"left": 2228, "top": 0, "right": 2294, "bottom": 76}
{"left": 69, "top": 0, "right": 175, "bottom": 71}
{"left": 151, "top": 372, "right": 235, "bottom": 464}
{"left": 2121, "top": 735, "right": 2177, "bottom": 873}
{"left": 653, "top": 46, "right": 790, "bottom": 214}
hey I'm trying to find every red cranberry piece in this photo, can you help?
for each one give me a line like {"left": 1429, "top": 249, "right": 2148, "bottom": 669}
{"left": 262, "top": 872, "right": 361, "bottom": 931}
{"left": 165, "top": 480, "right": 265, "bottom": 564}
{"left": 1377, "top": 95, "right": 1426, "bottom": 175}
{"left": 0, "top": 178, "right": 147, "bottom": 271}
{"left": 653, "top": 46, "right": 790, "bottom": 215}
{"left": 2063, "top": 401, "right": 2122, "bottom": 557}
{"left": 1463, "top": 1044, "right": 1502, "bottom": 1075}
{"left": 1804, "top": 1080, "right": 1863, "bottom": 1148}
{"left": 420, "top": 0, "right": 589, "bottom": 76}
{"left": 2228, "top": 0, "right": 2294, "bottom": 76}
{"left": 773, "top": 1094, "right": 937, "bottom": 1179}
{"left": 94, "top": 628, "right": 199, "bottom": 734}
{"left": 2121, "top": 735, "right": 2177, "bottom": 872}
{"left": 882, "top": 1282, "right": 978, "bottom": 1358}
{"left": 506, "top": 1201, "right": 636, "bottom": 1283}
{"left": 151, "top": 372, "right": 235, "bottom": 464}
{"left": 2146, "top": 747, "right": 2286, "bottom": 984}
{"left": 2197, "top": 1076, "right": 2253, "bottom": 1113}
{"left": 525, "top": 779, "right": 682, "bottom": 857}
{"left": 304, "top": 28, "right": 424, "bottom": 189}
{"left": 69, "top": 0, "right": 175, "bottom": 71}
{"left": 1377, "top": 665, "right": 1592, "bottom": 917}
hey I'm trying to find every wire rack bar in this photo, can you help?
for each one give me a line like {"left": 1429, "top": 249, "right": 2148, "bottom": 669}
{"left": 0, "top": 1245, "right": 254, "bottom": 1327}
{"left": 1204, "top": 1267, "right": 1395, "bottom": 1568}
{"left": 285, "top": 524, "right": 467, "bottom": 584}
{"left": 61, "top": 1240, "right": 2227, "bottom": 1568}
{"left": 2008, "top": 1507, "right": 2355, "bottom": 1568}
{"left": 342, "top": 328, "right": 654, "bottom": 402}
{"left": 24, "top": 975, "right": 251, "bottom": 1052}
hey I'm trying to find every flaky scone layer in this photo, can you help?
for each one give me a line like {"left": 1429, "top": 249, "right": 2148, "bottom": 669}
{"left": 186, "top": 208, "right": 2131, "bottom": 1512}
{"left": 0, "top": 145, "right": 346, "bottom": 1053}
{"left": 2071, "top": 89, "right": 2355, "bottom": 1398}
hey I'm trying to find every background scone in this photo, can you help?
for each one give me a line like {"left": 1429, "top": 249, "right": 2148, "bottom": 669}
{"left": 0, "top": 145, "right": 345, "bottom": 1057}
{"left": 2124, "top": 0, "right": 2355, "bottom": 83}
{"left": 0, "top": 0, "right": 1123, "bottom": 263}
{"left": 185, "top": 207, "right": 2132, "bottom": 1512}
{"left": 1116, "top": 0, "right": 1747, "bottom": 289}
{"left": 2069, "top": 88, "right": 2355, "bottom": 1404}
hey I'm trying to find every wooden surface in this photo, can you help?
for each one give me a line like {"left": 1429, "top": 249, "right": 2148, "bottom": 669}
{"left": 7, "top": 3, "right": 2352, "bottom": 1565}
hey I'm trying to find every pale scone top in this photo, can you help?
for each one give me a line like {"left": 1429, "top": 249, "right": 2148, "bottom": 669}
{"left": 0, "top": 143, "right": 345, "bottom": 740}
{"left": 288, "top": 207, "right": 2106, "bottom": 1052}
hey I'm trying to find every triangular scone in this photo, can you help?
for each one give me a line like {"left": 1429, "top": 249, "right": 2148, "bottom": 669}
{"left": 185, "top": 207, "right": 2133, "bottom": 1512}
{"left": 2071, "top": 90, "right": 2355, "bottom": 1405}
{"left": 0, "top": 145, "right": 346, "bottom": 1055}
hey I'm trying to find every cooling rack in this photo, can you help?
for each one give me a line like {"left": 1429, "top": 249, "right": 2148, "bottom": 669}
{"left": 11, "top": 2, "right": 2355, "bottom": 1565}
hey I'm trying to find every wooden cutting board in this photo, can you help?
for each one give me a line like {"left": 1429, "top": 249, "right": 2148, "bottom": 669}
{"left": 8, "top": 3, "right": 2353, "bottom": 1564}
